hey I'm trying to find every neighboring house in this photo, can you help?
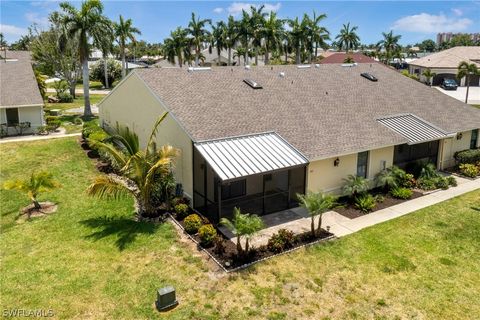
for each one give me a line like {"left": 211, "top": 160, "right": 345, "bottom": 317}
{"left": 99, "top": 64, "right": 480, "bottom": 223}
{"left": 320, "top": 52, "right": 376, "bottom": 64}
{"left": 408, "top": 46, "right": 480, "bottom": 86}
{"left": 0, "top": 51, "right": 44, "bottom": 137}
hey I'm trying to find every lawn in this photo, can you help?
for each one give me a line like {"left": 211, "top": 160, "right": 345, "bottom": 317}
{"left": 44, "top": 94, "right": 106, "bottom": 113}
{"left": 472, "top": 104, "right": 480, "bottom": 109}
{"left": 1, "top": 138, "right": 480, "bottom": 319}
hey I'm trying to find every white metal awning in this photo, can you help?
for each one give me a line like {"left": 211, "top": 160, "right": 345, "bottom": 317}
{"left": 194, "top": 132, "right": 309, "bottom": 181}
{"left": 377, "top": 114, "right": 454, "bottom": 145}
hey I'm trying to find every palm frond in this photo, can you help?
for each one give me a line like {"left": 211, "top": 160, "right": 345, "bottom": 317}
{"left": 86, "top": 175, "right": 132, "bottom": 199}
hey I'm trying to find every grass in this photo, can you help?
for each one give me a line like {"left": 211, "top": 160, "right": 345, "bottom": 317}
{"left": 46, "top": 81, "right": 106, "bottom": 90}
{"left": 472, "top": 104, "right": 480, "bottom": 109}
{"left": 1, "top": 138, "right": 480, "bottom": 319}
{"left": 45, "top": 94, "right": 105, "bottom": 113}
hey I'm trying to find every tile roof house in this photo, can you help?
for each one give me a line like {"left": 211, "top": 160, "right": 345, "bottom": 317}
{"left": 320, "top": 52, "right": 376, "bottom": 64}
{"left": 0, "top": 51, "right": 44, "bottom": 137}
{"left": 99, "top": 63, "right": 480, "bottom": 223}
{"left": 408, "top": 46, "right": 480, "bottom": 86}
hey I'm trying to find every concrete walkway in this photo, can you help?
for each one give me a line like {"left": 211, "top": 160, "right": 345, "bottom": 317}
{"left": 0, "top": 131, "right": 80, "bottom": 144}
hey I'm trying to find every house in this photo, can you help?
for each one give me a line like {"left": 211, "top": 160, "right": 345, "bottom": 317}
{"left": 99, "top": 63, "right": 480, "bottom": 223}
{"left": 0, "top": 51, "right": 44, "bottom": 137}
{"left": 320, "top": 52, "right": 376, "bottom": 64}
{"left": 408, "top": 46, "right": 480, "bottom": 86}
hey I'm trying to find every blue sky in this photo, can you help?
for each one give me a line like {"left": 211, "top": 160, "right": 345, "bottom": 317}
{"left": 1, "top": 1, "right": 479, "bottom": 45}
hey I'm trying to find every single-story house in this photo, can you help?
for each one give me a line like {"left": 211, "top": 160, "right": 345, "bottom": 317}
{"left": 320, "top": 52, "right": 376, "bottom": 64}
{"left": 0, "top": 51, "right": 44, "bottom": 137}
{"left": 99, "top": 63, "right": 480, "bottom": 223}
{"left": 408, "top": 46, "right": 480, "bottom": 86}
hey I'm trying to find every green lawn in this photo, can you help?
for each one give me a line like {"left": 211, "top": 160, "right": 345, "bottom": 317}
{"left": 472, "top": 104, "right": 480, "bottom": 109}
{"left": 47, "top": 81, "right": 106, "bottom": 90}
{"left": 1, "top": 138, "right": 480, "bottom": 319}
{"left": 45, "top": 94, "right": 106, "bottom": 113}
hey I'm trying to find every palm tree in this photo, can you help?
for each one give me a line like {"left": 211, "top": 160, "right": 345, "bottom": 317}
{"left": 114, "top": 15, "right": 141, "bottom": 78}
{"left": 335, "top": 23, "right": 360, "bottom": 53}
{"left": 96, "top": 20, "right": 114, "bottom": 88}
{"left": 220, "top": 207, "right": 264, "bottom": 256}
{"left": 457, "top": 61, "right": 479, "bottom": 104}
{"left": 375, "top": 166, "right": 406, "bottom": 191}
{"left": 288, "top": 17, "right": 306, "bottom": 65}
{"left": 4, "top": 171, "right": 60, "bottom": 210}
{"left": 263, "top": 12, "right": 284, "bottom": 65}
{"left": 224, "top": 15, "right": 238, "bottom": 66}
{"left": 342, "top": 174, "right": 369, "bottom": 199}
{"left": 238, "top": 9, "right": 253, "bottom": 65}
{"left": 233, "top": 46, "right": 247, "bottom": 65}
{"left": 210, "top": 21, "right": 226, "bottom": 66}
{"left": 377, "top": 30, "right": 401, "bottom": 64}
{"left": 87, "top": 113, "right": 179, "bottom": 218}
{"left": 297, "top": 192, "right": 337, "bottom": 237}
{"left": 187, "top": 12, "right": 211, "bottom": 66}
{"left": 163, "top": 27, "right": 189, "bottom": 67}
{"left": 308, "top": 11, "right": 329, "bottom": 61}
{"left": 422, "top": 68, "right": 436, "bottom": 87}
{"left": 249, "top": 5, "right": 267, "bottom": 66}
{"left": 59, "top": 0, "right": 111, "bottom": 117}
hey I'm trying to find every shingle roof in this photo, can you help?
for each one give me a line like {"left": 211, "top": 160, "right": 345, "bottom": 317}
{"left": 320, "top": 52, "right": 376, "bottom": 64}
{"left": 408, "top": 46, "right": 480, "bottom": 69}
{"left": 133, "top": 63, "right": 480, "bottom": 160}
{"left": 0, "top": 51, "right": 44, "bottom": 107}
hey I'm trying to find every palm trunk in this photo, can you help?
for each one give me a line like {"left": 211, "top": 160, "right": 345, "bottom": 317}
{"left": 236, "top": 235, "right": 242, "bottom": 255}
{"left": 69, "top": 80, "right": 76, "bottom": 98}
{"left": 245, "top": 238, "right": 249, "bottom": 255}
{"left": 217, "top": 51, "right": 221, "bottom": 66}
{"left": 316, "top": 214, "right": 323, "bottom": 235}
{"left": 255, "top": 52, "right": 258, "bottom": 66}
{"left": 121, "top": 47, "right": 126, "bottom": 78}
{"left": 465, "top": 75, "right": 470, "bottom": 104}
{"left": 285, "top": 46, "right": 288, "bottom": 64}
{"left": 103, "top": 58, "right": 109, "bottom": 89}
{"left": 33, "top": 199, "right": 41, "bottom": 209}
{"left": 311, "top": 216, "right": 315, "bottom": 237}
{"left": 82, "top": 58, "right": 92, "bottom": 117}
{"left": 296, "top": 47, "right": 301, "bottom": 65}
{"left": 315, "top": 45, "right": 318, "bottom": 60}
{"left": 264, "top": 45, "right": 269, "bottom": 65}
{"left": 195, "top": 46, "right": 200, "bottom": 66}
{"left": 245, "top": 41, "right": 249, "bottom": 65}
{"left": 228, "top": 47, "right": 232, "bottom": 66}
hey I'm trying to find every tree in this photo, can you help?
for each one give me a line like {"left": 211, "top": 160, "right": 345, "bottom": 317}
{"left": 87, "top": 113, "right": 179, "bottom": 218}
{"left": 249, "top": 5, "right": 267, "bottom": 66}
{"left": 297, "top": 192, "right": 337, "bottom": 237}
{"left": 220, "top": 207, "right": 264, "bottom": 256}
{"left": 377, "top": 30, "right": 401, "bottom": 64}
{"left": 187, "top": 12, "right": 211, "bottom": 67}
{"left": 307, "top": 11, "right": 329, "bottom": 61}
{"left": 163, "top": 27, "right": 190, "bottom": 67}
{"left": 224, "top": 15, "right": 238, "bottom": 66}
{"left": 4, "top": 171, "right": 60, "bottom": 210}
{"left": 342, "top": 174, "right": 369, "bottom": 199}
{"left": 422, "top": 68, "right": 436, "bottom": 86}
{"left": 10, "top": 33, "right": 34, "bottom": 51}
{"left": 90, "top": 59, "right": 121, "bottom": 88}
{"left": 335, "top": 23, "right": 360, "bottom": 53}
{"left": 262, "top": 12, "right": 284, "bottom": 65}
{"left": 288, "top": 17, "right": 306, "bottom": 64}
{"left": 34, "top": 69, "right": 47, "bottom": 99}
{"left": 457, "top": 61, "right": 479, "bottom": 104}
{"left": 60, "top": 0, "right": 111, "bottom": 117}
{"left": 418, "top": 39, "right": 435, "bottom": 52}
{"left": 210, "top": 21, "right": 226, "bottom": 66}
{"left": 96, "top": 20, "right": 115, "bottom": 88}
{"left": 114, "top": 15, "right": 141, "bottom": 78}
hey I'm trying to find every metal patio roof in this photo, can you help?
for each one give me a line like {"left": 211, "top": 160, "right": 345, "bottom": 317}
{"left": 194, "top": 132, "right": 309, "bottom": 181}
{"left": 377, "top": 114, "right": 453, "bottom": 145}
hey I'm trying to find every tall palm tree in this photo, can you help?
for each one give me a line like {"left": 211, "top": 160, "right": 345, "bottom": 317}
{"left": 422, "top": 68, "right": 436, "bottom": 87}
{"left": 187, "top": 12, "right": 211, "bottom": 66}
{"left": 210, "top": 21, "right": 226, "bottom": 66}
{"left": 224, "top": 15, "right": 238, "bottom": 66}
{"left": 457, "top": 61, "right": 479, "bottom": 104}
{"left": 263, "top": 12, "right": 284, "bottom": 65}
{"left": 308, "top": 11, "right": 329, "bottom": 61}
{"left": 297, "top": 192, "right": 337, "bottom": 237}
{"left": 238, "top": 9, "right": 253, "bottom": 65}
{"left": 96, "top": 20, "right": 114, "bottom": 88}
{"left": 233, "top": 46, "right": 247, "bottom": 65}
{"left": 163, "top": 27, "right": 189, "bottom": 67}
{"left": 249, "top": 5, "right": 267, "bottom": 66}
{"left": 87, "top": 113, "right": 179, "bottom": 218}
{"left": 114, "top": 15, "right": 141, "bottom": 78}
{"left": 59, "top": 0, "right": 111, "bottom": 117}
{"left": 288, "top": 17, "right": 306, "bottom": 64}
{"left": 377, "top": 30, "right": 401, "bottom": 64}
{"left": 335, "top": 23, "right": 360, "bottom": 53}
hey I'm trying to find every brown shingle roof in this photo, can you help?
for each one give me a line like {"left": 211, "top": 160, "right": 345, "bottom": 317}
{"left": 0, "top": 51, "right": 44, "bottom": 107}
{"left": 320, "top": 52, "right": 376, "bottom": 64}
{"left": 134, "top": 64, "right": 480, "bottom": 160}
{"left": 408, "top": 46, "right": 480, "bottom": 69}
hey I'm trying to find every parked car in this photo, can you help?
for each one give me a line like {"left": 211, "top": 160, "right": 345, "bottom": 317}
{"left": 441, "top": 79, "right": 458, "bottom": 90}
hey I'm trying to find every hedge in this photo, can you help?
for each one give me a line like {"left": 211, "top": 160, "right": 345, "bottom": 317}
{"left": 454, "top": 149, "right": 480, "bottom": 165}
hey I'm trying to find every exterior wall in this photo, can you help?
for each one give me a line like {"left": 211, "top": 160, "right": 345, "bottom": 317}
{"left": 99, "top": 73, "right": 194, "bottom": 199}
{"left": 409, "top": 65, "right": 479, "bottom": 86}
{"left": 440, "top": 130, "right": 478, "bottom": 169}
{"left": 0, "top": 106, "right": 43, "bottom": 136}
{"left": 307, "top": 146, "right": 394, "bottom": 194}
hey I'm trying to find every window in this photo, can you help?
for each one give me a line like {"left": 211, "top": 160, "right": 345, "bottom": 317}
{"left": 471, "top": 129, "right": 479, "bottom": 149}
{"left": 5, "top": 108, "right": 19, "bottom": 126}
{"left": 357, "top": 151, "right": 369, "bottom": 178}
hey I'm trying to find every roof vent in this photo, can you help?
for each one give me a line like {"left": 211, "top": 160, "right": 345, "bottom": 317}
{"left": 243, "top": 78, "right": 262, "bottom": 89}
{"left": 245, "top": 65, "right": 251, "bottom": 70}
{"left": 314, "top": 64, "right": 320, "bottom": 68}
{"left": 361, "top": 72, "right": 378, "bottom": 82}
{"left": 341, "top": 63, "right": 358, "bottom": 67}
{"left": 279, "top": 72, "right": 285, "bottom": 78}
{"left": 187, "top": 67, "right": 211, "bottom": 72}
{"left": 297, "top": 65, "right": 311, "bottom": 69}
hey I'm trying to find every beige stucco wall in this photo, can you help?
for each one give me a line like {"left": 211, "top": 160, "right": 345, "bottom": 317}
{"left": 440, "top": 130, "right": 478, "bottom": 169}
{"left": 409, "top": 65, "right": 478, "bottom": 86}
{"left": 0, "top": 106, "right": 43, "bottom": 135}
{"left": 99, "top": 73, "right": 194, "bottom": 199}
{"left": 307, "top": 146, "right": 394, "bottom": 194}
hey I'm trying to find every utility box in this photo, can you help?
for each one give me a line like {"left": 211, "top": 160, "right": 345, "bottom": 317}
{"left": 156, "top": 286, "right": 178, "bottom": 311}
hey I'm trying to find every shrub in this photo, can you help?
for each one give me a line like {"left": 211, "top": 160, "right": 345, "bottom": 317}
{"left": 213, "top": 236, "right": 226, "bottom": 254}
{"left": 174, "top": 203, "right": 189, "bottom": 220}
{"left": 90, "top": 58, "right": 122, "bottom": 87}
{"left": 267, "top": 229, "right": 295, "bottom": 253}
{"left": 198, "top": 224, "right": 217, "bottom": 247}
{"left": 401, "top": 173, "right": 416, "bottom": 189}
{"left": 459, "top": 163, "right": 479, "bottom": 178}
{"left": 36, "top": 125, "right": 48, "bottom": 135}
{"left": 184, "top": 214, "right": 203, "bottom": 234}
{"left": 446, "top": 176, "right": 457, "bottom": 187}
{"left": 454, "top": 149, "right": 480, "bottom": 165}
{"left": 375, "top": 166, "right": 407, "bottom": 190}
{"left": 434, "top": 177, "right": 449, "bottom": 190}
{"left": 58, "top": 91, "right": 73, "bottom": 103}
{"left": 390, "top": 187, "right": 413, "bottom": 199}
{"left": 73, "top": 117, "right": 83, "bottom": 125}
{"left": 416, "top": 178, "right": 436, "bottom": 190}
{"left": 375, "top": 194, "right": 385, "bottom": 203}
{"left": 342, "top": 175, "right": 369, "bottom": 198}
{"left": 354, "top": 194, "right": 376, "bottom": 213}
{"left": 419, "top": 163, "right": 440, "bottom": 180}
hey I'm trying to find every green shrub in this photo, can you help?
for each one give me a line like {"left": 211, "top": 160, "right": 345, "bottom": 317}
{"left": 454, "top": 149, "right": 480, "bottom": 165}
{"left": 416, "top": 178, "right": 436, "bottom": 190}
{"left": 198, "top": 224, "right": 217, "bottom": 247}
{"left": 459, "top": 163, "right": 479, "bottom": 178}
{"left": 45, "top": 116, "right": 59, "bottom": 124}
{"left": 73, "top": 117, "right": 83, "bottom": 125}
{"left": 90, "top": 58, "right": 122, "bottom": 87}
{"left": 434, "top": 177, "right": 450, "bottom": 190}
{"left": 375, "top": 194, "right": 385, "bottom": 203}
{"left": 184, "top": 214, "right": 203, "bottom": 234}
{"left": 401, "top": 173, "right": 416, "bottom": 188}
{"left": 342, "top": 175, "right": 369, "bottom": 198}
{"left": 36, "top": 125, "right": 48, "bottom": 135}
{"left": 375, "top": 166, "right": 407, "bottom": 190}
{"left": 354, "top": 194, "right": 376, "bottom": 213}
{"left": 58, "top": 91, "right": 73, "bottom": 102}
{"left": 267, "top": 229, "right": 295, "bottom": 253}
{"left": 390, "top": 187, "right": 413, "bottom": 199}
{"left": 447, "top": 176, "right": 458, "bottom": 187}
{"left": 174, "top": 203, "right": 189, "bottom": 220}
{"left": 419, "top": 163, "right": 440, "bottom": 180}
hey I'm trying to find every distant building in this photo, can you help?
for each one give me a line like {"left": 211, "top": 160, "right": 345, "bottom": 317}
{"left": 436, "top": 32, "right": 480, "bottom": 44}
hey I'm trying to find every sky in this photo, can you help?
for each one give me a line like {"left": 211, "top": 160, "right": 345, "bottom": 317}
{"left": 1, "top": 1, "right": 479, "bottom": 45}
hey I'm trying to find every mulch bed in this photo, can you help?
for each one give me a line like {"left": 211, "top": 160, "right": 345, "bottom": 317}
{"left": 20, "top": 201, "right": 58, "bottom": 220}
{"left": 335, "top": 190, "right": 423, "bottom": 219}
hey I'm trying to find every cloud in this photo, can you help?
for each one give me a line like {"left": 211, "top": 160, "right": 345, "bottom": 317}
{"left": 213, "top": 7, "right": 224, "bottom": 14}
{"left": 391, "top": 13, "right": 472, "bottom": 33}
{"left": 227, "top": 2, "right": 281, "bottom": 16}
{"left": 0, "top": 24, "right": 28, "bottom": 37}
{"left": 451, "top": 8, "right": 463, "bottom": 16}
{"left": 25, "top": 12, "right": 50, "bottom": 28}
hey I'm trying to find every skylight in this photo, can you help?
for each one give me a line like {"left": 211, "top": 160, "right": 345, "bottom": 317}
{"left": 361, "top": 72, "right": 378, "bottom": 82}
{"left": 243, "top": 79, "right": 262, "bottom": 89}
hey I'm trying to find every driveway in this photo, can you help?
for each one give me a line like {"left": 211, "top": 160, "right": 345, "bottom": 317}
{"left": 434, "top": 86, "right": 480, "bottom": 105}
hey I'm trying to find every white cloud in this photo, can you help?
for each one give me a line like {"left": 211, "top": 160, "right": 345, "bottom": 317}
{"left": 25, "top": 12, "right": 50, "bottom": 28}
{"left": 0, "top": 24, "right": 28, "bottom": 37}
{"left": 227, "top": 2, "right": 281, "bottom": 16}
{"left": 451, "top": 8, "right": 463, "bottom": 16}
{"left": 213, "top": 7, "right": 224, "bottom": 14}
{"left": 391, "top": 13, "right": 472, "bottom": 33}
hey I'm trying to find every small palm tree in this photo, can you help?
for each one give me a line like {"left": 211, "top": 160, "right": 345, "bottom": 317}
{"left": 114, "top": 15, "right": 141, "bottom": 78}
{"left": 342, "top": 175, "right": 369, "bottom": 199}
{"left": 457, "top": 61, "right": 479, "bottom": 104}
{"left": 335, "top": 23, "right": 360, "bottom": 53}
{"left": 220, "top": 207, "right": 264, "bottom": 256}
{"left": 4, "top": 171, "right": 60, "bottom": 209}
{"left": 187, "top": 12, "right": 211, "bottom": 66}
{"left": 375, "top": 166, "right": 405, "bottom": 190}
{"left": 343, "top": 56, "right": 355, "bottom": 64}
{"left": 297, "top": 192, "right": 337, "bottom": 237}
{"left": 422, "top": 68, "right": 436, "bottom": 87}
